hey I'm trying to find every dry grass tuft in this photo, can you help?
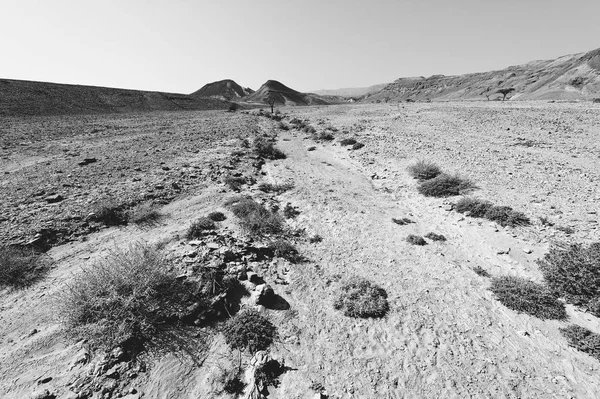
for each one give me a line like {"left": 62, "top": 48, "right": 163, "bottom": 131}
{"left": 560, "top": 324, "right": 600, "bottom": 360}
{"left": 334, "top": 278, "right": 389, "bottom": 318}
{"left": 406, "top": 235, "right": 427, "bottom": 246}
{"left": 128, "top": 202, "right": 162, "bottom": 227}
{"left": 222, "top": 310, "right": 276, "bottom": 354}
{"left": 425, "top": 232, "right": 447, "bottom": 242}
{"left": 417, "top": 174, "right": 476, "bottom": 197}
{"left": 186, "top": 217, "right": 217, "bottom": 238}
{"left": 208, "top": 211, "right": 227, "bottom": 222}
{"left": 268, "top": 239, "right": 300, "bottom": 263}
{"left": 455, "top": 197, "right": 493, "bottom": 218}
{"left": 91, "top": 199, "right": 128, "bottom": 226}
{"left": 258, "top": 182, "right": 294, "bottom": 194}
{"left": 407, "top": 160, "right": 442, "bottom": 181}
{"left": 484, "top": 206, "right": 530, "bottom": 227}
{"left": 224, "top": 196, "right": 284, "bottom": 236}
{"left": 223, "top": 176, "right": 246, "bottom": 191}
{"left": 0, "top": 246, "right": 49, "bottom": 288}
{"left": 339, "top": 138, "right": 357, "bottom": 146}
{"left": 254, "top": 137, "right": 286, "bottom": 160}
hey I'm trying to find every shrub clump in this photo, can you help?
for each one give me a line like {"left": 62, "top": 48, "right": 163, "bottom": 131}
{"left": 309, "top": 234, "right": 323, "bottom": 243}
{"left": 186, "top": 217, "right": 216, "bottom": 238}
{"left": 254, "top": 138, "right": 286, "bottom": 160}
{"left": 128, "top": 202, "right": 161, "bottom": 227}
{"left": 560, "top": 324, "right": 600, "bottom": 360}
{"left": 351, "top": 142, "right": 365, "bottom": 150}
{"left": 537, "top": 242, "right": 600, "bottom": 313}
{"left": 417, "top": 174, "right": 476, "bottom": 197}
{"left": 455, "top": 197, "right": 493, "bottom": 218}
{"left": 225, "top": 196, "right": 284, "bottom": 236}
{"left": 0, "top": 246, "right": 49, "bottom": 288}
{"left": 406, "top": 235, "right": 427, "bottom": 246}
{"left": 207, "top": 211, "right": 227, "bottom": 222}
{"left": 268, "top": 239, "right": 300, "bottom": 263}
{"left": 489, "top": 275, "right": 567, "bottom": 320}
{"left": 484, "top": 206, "right": 530, "bottom": 227}
{"left": 223, "top": 176, "right": 246, "bottom": 191}
{"left": 334, "top": 278, "right": 389, "bottom": 318}
{"left": 339, "top": 138, "right": 357, "bottom": 146}
{"left": 425, "top": 232, "right": 447, "bottom": 242}
{"left": 222, "top": 310, "right": 276, "bottom": 354}
{"left": 407, "top": 160, "right": 442, "bottom": 181}
{"left": 392, "top": 217, "right": 413, "bottom": 225}
{"left": 91, "top": 199, "right": 128, "bottom": 226}
{"left": 283, "top": 203, "right": 300, "bottom": 219}
{"left": 258, "top": 182, "right": 294, "bottom": 194}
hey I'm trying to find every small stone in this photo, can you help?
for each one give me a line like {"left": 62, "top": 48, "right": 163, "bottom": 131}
{"left": 206, "top": 242, "right": 220, "bottom": 250}
{"left": 45, "top": 194, "right": 64, "bottom": 204}
{"left": 78, "top": 158, "right": 97, "bottom": 166}
{"left": 30, "top": 389, "right": 54, "bottom": 399}
{"left": 523, "top": 248, "right": 533, "bottom": 254}
{"left": 37, "top": 377, "right": 52, "bottom": 384}
{"left": 496, "top": 247, "right": 511, "bottom": 255}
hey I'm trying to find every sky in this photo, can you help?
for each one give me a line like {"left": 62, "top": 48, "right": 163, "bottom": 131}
{"left": 2, "top": 0, "right": 600, "bottom": 94}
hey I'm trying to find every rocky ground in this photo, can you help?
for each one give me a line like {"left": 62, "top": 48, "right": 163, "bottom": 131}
{"left": 1, "top": 102, "right": 600, "bottom": 398}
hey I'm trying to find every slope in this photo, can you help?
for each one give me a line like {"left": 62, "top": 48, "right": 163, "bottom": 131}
{"left": 245, "top": 79, "right": 333, "bottom": 106}
{"left": 190, "top": 79, "right": 253, "bottom": 100}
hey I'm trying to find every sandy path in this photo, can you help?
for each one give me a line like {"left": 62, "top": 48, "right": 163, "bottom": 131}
{"left": 264, "top": 128, "right": 600, "bottom": 398}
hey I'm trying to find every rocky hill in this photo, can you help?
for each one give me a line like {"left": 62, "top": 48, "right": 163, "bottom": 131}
{"left": 190, "top": 79, "right": 253, "bottom": 100}
{"left": 365, "top": 47, "right": 600, "bottom": 102}
{"left": 313, "top": 83, "right": 389, "bottom": 98}
{"left": 0, "top": 79, "right": 229, "bottom": 117}
{"left": 245, "top": 80, "right": 334, "bottom": 106}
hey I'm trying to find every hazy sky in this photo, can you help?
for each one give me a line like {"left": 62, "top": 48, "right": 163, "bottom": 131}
{"left": 2, "top": 0, "right": 599, "bottom": 93}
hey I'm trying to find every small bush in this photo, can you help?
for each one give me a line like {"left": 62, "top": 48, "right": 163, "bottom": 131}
{"left": 425, "top": 232, "right": 446, "bottom": 242}
{"left": 392, "top": 217, "right": 413, "bottom": 225}
{"left": 283, "top": 203, "right": 300, "bottom": 219}
{"left": 268, "top": 239, "right": 300, "bottom": 262}
{"left": 537, "top": 242, "right": 600, "bottom": 310}
{"left": 223, "top": 176, "right": 246, "bottom": 191}
{"left": 334, "top": 278, "right": 389, "bottom": 318}
{"left": 455, "top": 197, "right": 493, "bottom": 218}
{"left": 406, "top": 235, "right": 427, "bottom": 246}
{"left": 225, "top": 196, "right": 284, "bottom": 236}
{"left": 303, "top": 126, "right": 317, "bottom": 134}
{"left": 417, "top": 174, "right": 476, "bottom": 197}
{"left": 187, "top": 217, "right": 216, "bottom": 238}
{"left": 309, "top": 234, "right": 323, "bottom": 243}
{"left": 351, "top": 142, "right": 365, "bottom": 150}
{"left": 315, "top": 132, "right": 334, "bottom": 141}
{"left": 258, "top": 182, "right": 294, "bottom": 194}
{"left": 472, "top": 266, "right": 491, "bottom": 277}
{"left": 485, "top": 206, "right": 530, "bottom": 227}
{"left": 128, "top": 202, "right": 161, "bottom": 227}
{"left": 560, "top": 325, "right": 600, "bottom": 360}
{"left": 0, "top": 246, "right": 49, "bottom": 288}
{"left": 340, "top": 138, "right": 357, "bottom": 146}
{"left": 208, "top": 211, "right": 227, "bottom": 222}
{"left": 307, "top": 146, "right": 316, "bottom": 151}
{"left": 489, "top": 275, "right": 567, "bottom": 320}
{"left": 255, "top": 359, "right": 285, "bottom": 388}
{"left": 277, "top": 121, "right": 289, "bottom": 131}
{"left": 407, "top": 160, "right": 442, "bottom": 181}
{"left": 222, "top": 372, "right": 246, "bottom": 395}
{"left": 92, "top": 199, "right": 128, "bottom": 226}
{"left": 222, "top": 310, "right": 276, "bottom": 354}
{"left": 254, "top": 138, "right": 286, "bottom": 160}
{"left": 556, "top": 225, "right": 575, "bottom": 235}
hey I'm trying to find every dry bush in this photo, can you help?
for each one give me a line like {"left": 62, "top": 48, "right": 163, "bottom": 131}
{"left": 392, "top": 217, "right": 413, "bottom": 225}
{"left": 277, "top": 121, "right": 289, "bottom": 131}
{"left": 407, "top": 160, "right": 442, "bottom": 181}
{"left": 472, "top": 266, "right": 491, "bottom": 277}
{"left": 406, "top": 235, "right": 427, "bottom": 246}
{"left": 0, "top": 246, "right": 49, "bottom": 288}
{"left": 352, "top": 142, "right": 365, "bottom": 150}
{"left": 283, "top": 203, "right": 300, "bottom": 219}
{"left": 128, "top": 202, "right": 161, "bottom": 227}
{"left": 223, "top": 176, "right": 246, "bottom": 191}
{"left": 208, "top": 211, "right": 227, "bottom": 222}
{"left": 537, "top": 242, "right": 600, "bottom": 312}
{"left": 254, "top": 138, "right": 286, "bottom": 160}
{"left": 303, "top": 126, "right": 317, "bottom": 134}
{"left": 309, "top": 234, "right": 323, "bottom": 243}
{"left": 560, "top": 325, "right": 600, "bottom": 360}
{"left": 268, "top": 239, "right": 300, "bottom": 263}
{"left": 224, "top": 196, "right": 284, "bottom": 236}
{"left": 59, "top": 244, "right": 211, "bottom": 352}
{"left": 339, "top": 138, "right": 357, "bottom": 146}
{"left": 186, "top": 217, "right": 216, "bottom": 238}
{"left": 417, "top": 174, "right": 476, "bottom": 197}
{"left": 425, "top": 232, "right": 447, "bottom": 242}
{"left": 334, "top": 278, "right": 389, "bottom": 318}
{"left": 258, "top": 182, "right": 294, "bottom": 194}
{"left": 484, "top": 206, "right": 530, "bottom": 227}
{"left": 315, "top": 131, "right": 334, "bottom": 141}
{"left": 222, "top": 310, "right": 276, "bottom": 354}
{"left": 455, "top": 197, "right": 493, "bottom": 218}
{"left": 91, "top": 199, "right": 128, "bottom": 226}
{"left": 489, "top": 275, "right": 567, "bottom": 320}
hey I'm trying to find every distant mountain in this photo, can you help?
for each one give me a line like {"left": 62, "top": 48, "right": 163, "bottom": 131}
{"left": 365, "top": 47, "right": 600, "bottom": 102}
{"left": 190, "top": 79, "right": 253, "bottom": 100}
{"left": 245, "top": 80, "right": 333, "bottom": 106}
{"left": 0, "top": 79, "right": 229, "bottom": 117}
{"left": 313, "top": 83, "right": 389, "bottom": 98}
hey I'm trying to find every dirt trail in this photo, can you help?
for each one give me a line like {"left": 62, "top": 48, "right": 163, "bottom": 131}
{"left": 261, "top": 128, "right": 600, "bottom": 398}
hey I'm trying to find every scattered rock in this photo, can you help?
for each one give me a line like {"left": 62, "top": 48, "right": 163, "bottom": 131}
{"left": 45, "top": 194, "right": 64, "bottom": 204}
{"left": 523, "top": 248, "right": 533, "bottom": 254}
{"left": 78, "top": 158, "right": 97, "bottom": 166}
{"left": 30, "top": 389, "right": 55, "bottom": 399}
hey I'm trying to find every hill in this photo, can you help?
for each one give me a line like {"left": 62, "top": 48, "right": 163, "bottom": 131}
{"left": 313, "top": 83, "right": 389, "bottom": 98}
{"left": 245, "top": 80, "right": 334, "bottom": 106}
{"left": 0, "top": 79, "right": 229, "bottom": 117}
{"left": 365, "top": 48, "right": 600, "bottom": 102}
{"left": 190, "top": 79, "right": 253, "bottom": 100}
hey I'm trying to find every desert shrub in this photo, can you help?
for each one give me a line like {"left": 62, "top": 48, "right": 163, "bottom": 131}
{"left": 0, "top": 246, "right": 49, "bottom": 288}
{"left": 406, "top": 235, "right": 427, "bottom": 246}
{"left": 253, "top": 138, "right": 286, "bottom": 160}
{"left": 334, "top": 278, "right": 389, "bottom": 318}
{"left": 407, "top": 160, "right": 442, "bottom": 181}
{"left": 186, "top": 217, "right": 216, "bottom": 238}
{"left": 425, "top": 232, "right": 447, "bottom": 242}
{"left": 222, "top": 310, "right": 276, "bottom": 354}
{"left": 484, "top": 206, "right": 530, "bottom": 227}
{"left": 277, "top": 121, "right": 289, "bottom": 131}
{"left": 351, "top": 142, "right": 365, "bottom": 150}
{"left": 59, "top": 244, "right": 211, "bottom": 351}
{"left": 560, "top": 325, "right": 600, "bottom": 360}
{"left": 309, "top": 234, "right": 323, "bottom": 243}
{"left": 307, "top": 146, "right": 316, "bottom": 151}
{"left": 208, "top": 211, "right": 227, "bottom": 222}
{"left": 268, "top": 239, "right": 300, "bottom": 262}
{"left": 303, "top": 126, "right": 317, "bottom": 134}
{"left": 472, "top": 266, "right": 491, "bottom": 277}
{"left": 392, "top": 217, "right": 413, "bottom": 225}
{"left": 455, "top": 197, "right": 493, "bottom": 218}
{"left": 223, "top": 176, "right": 246, "bottom": 191}
{"left": 556, "top": 225, "right": 575, "bottom": 235}
{"left": 289, "top": 117, "right": 302, "bottom": 125}
{"left": 315, "top": 131, "right": 334, "bottom": 141}
{"left": 255, "top": 359, "right": 285, "bottom": 388}
{"left": 283, "top": 203, "right": 300, "bottom": 219}
{"left": 128, "top": 202, "right": 161, "bottom": 227}
{"left": 225, "top": 196, "right": 284, "bottom": 236}
{"left": 339, "top": 138, "right": 357, "bottom": 146}
{"left": 417, "top": 174, "right": 476, "bottom": 197}
{"left": 258, "top": 182, "right": 294, "bottom": 194}
{"left": 91, "top": 199, "right": 128, "bottom": 226}
{"left": 489, "top": 275, "right": 567, "bottom": 320}
{"left": 537, "top": 242, "right": 600, "bottom": 310}
{"left": 228, "top": 103, "right": 239, "bottom": 112}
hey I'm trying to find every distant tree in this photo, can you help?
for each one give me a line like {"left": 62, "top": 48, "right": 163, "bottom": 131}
{"left": 496, "top": 88, "right": 515, "bottom": 101}
{"left": 228, "top": 102, "right": 239, "bottom": 112}
{"left": 266, "top": 92, "right": 278, "bottom": 113}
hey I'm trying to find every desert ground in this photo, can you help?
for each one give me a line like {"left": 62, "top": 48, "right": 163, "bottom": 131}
{"left": 1, "top": 101, "right": 600, "bottom": 399}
